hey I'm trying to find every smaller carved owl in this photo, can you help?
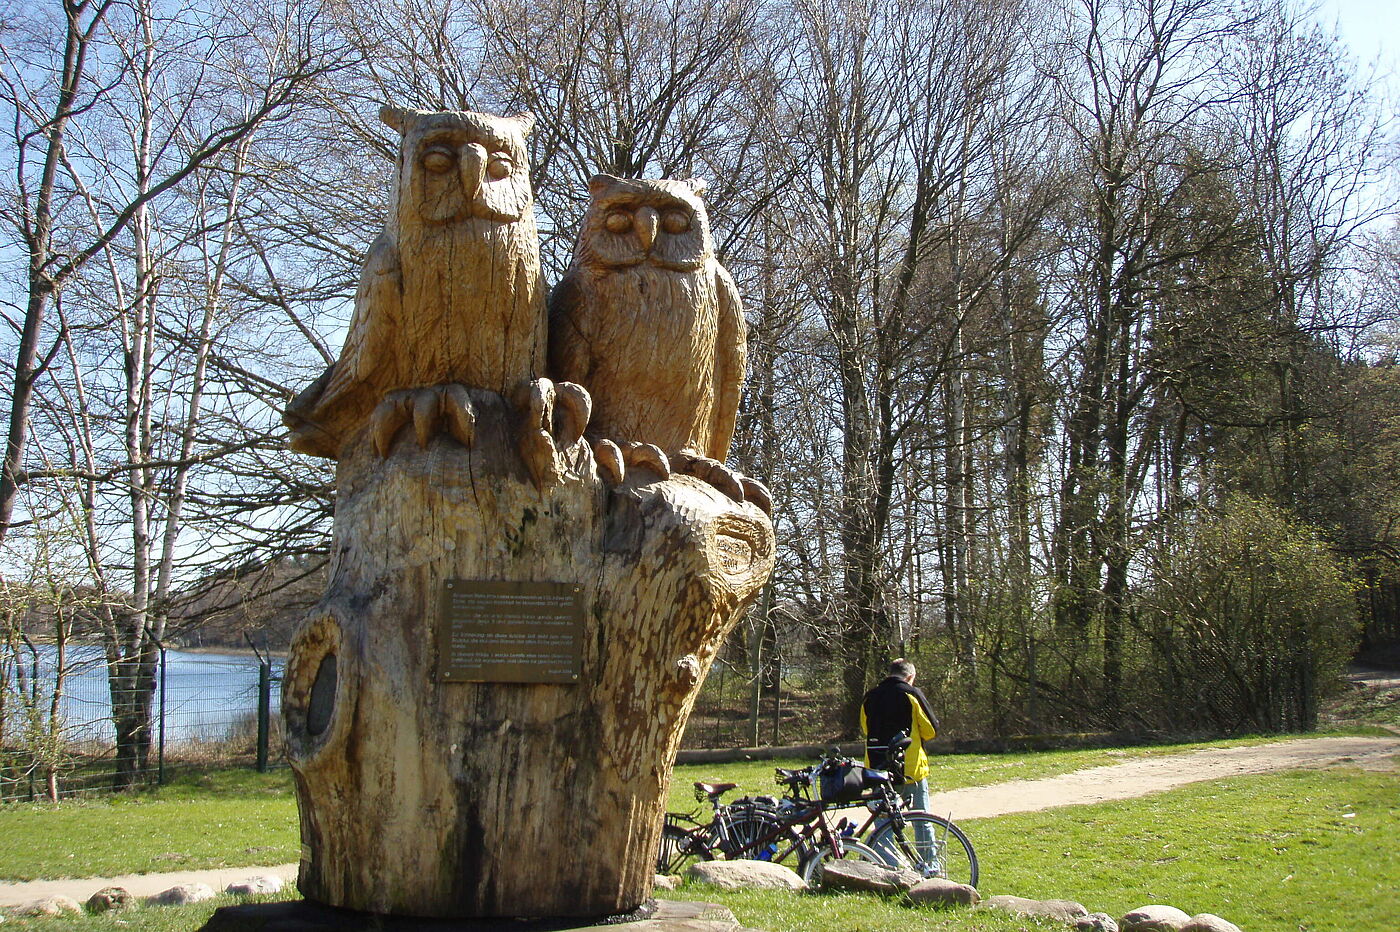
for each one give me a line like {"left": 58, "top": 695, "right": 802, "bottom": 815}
{"left": 549, "top": 175, "right": 746, "bottom": 468}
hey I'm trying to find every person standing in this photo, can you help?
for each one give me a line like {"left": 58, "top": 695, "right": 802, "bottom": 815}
{"left": 860, "top": 658, "right": 939, "bottom": 814}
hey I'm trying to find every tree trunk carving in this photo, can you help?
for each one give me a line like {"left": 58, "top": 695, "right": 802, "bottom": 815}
{"left": 281, "top": 107, "right": 772, "bottom": 918}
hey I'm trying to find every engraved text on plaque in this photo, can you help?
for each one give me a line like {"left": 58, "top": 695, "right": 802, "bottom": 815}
{"left": 437, "top": 580, "right": 583, "bottom": 683}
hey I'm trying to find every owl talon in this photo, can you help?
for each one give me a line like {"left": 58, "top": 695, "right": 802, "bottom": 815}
{"left": 517, "top": 378, "right": 563, "bottom": 489}
{"left": 440, "top": 383, "right": 476, "bottom": 448}
{"left": 623, "top": 442, "right": 670, "bottom": 480}
{"left": 740, "top": 476, "right": 772, "bottom": 515}
{"left": 370, "top": 390, "right": 414, "bottom": 457}
{"left": 412, "top": 388, "right": 440, "bottom": 448}
{"left": 369, "top": 385, "right": 477, "bottom": 457}
{"left": 704, "top": 462, "right": 745, "bottom": 503}
{"left": 593, "top": 439, "right": 624, "bottom": 485}
{"left": 553, "top": 381, "right": 591, "bottom": 447}
{"left": 675, "top": 450, "right": 746, "bottom": 505}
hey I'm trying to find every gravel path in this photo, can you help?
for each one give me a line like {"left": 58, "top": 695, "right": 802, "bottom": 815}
{"left": 4, "top": 732, "right": 1397, "bottom": 909}
{"left": 927, "top": 735, "right": 1400, "bottom": 821}
{"left": 0, "top": 863, "right": 299, "bottom": 909}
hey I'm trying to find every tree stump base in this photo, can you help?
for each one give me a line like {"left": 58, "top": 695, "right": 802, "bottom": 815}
{"left": 281, "top": 389, "right": 774, "bottom": 918}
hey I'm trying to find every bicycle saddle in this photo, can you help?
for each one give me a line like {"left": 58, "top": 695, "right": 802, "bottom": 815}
{"left": 694, "top": 781, "right": 738, "bottom": 796}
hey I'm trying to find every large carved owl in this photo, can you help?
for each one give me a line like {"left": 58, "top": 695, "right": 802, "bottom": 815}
{"left": 549, "top": 175, "right": 746, "bottom": 479}
{"left": 285, "top": 107, "right": 547, "bottom": 458}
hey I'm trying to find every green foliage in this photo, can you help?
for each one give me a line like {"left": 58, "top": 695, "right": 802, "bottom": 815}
{"left": 1135, "top": 495, "right": 1361, "bottom": 732}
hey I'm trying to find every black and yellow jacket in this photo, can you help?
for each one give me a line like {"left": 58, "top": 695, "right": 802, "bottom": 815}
{"left": 859, "top": 676, "right": 939, "bottom": 783}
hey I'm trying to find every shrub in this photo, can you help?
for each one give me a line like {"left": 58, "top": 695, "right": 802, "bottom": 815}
{"left": 1133, "top": 495, "right": 1359, "bottom": 733}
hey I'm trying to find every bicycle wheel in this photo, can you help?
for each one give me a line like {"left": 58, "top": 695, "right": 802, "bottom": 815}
{"left": 657, "top": 822, "right": 714, "bottom": 875}
{"left": 722, "top": 803, "right": 804, "bottom": 865}
{"left": 797, "top": 837, "right": 886, "bottom": 886}
{"left": 865, "top": 812, "right": 978, "bottom": 887}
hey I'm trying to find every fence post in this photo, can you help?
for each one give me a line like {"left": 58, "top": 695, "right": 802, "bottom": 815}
{"left": 245, "top": 634, "right": 272, "bottom": 773}
{"left": 145, "top": 629, "right": 168, "bottom": 787}
{"left": 256, "top": 658, "right": 271, "bottom": 773}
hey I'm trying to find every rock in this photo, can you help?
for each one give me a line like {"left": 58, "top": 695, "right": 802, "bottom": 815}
{"left": 817, "top": 860, "right": 922, "bottom": 894}
{"left": 1078, "top": 912, "right": 1121, "bottom": 931}
{"left": 147, "top": 882, "right": 216, "bottom": 906}
{"left": 1120, "top": 905, "right": 1193, "bottom": 931}
{"left": 687, "top": 859, "right": 807, "bottom": 891}
{"left": 1182, "top": 915, "right": 1242, "bottom": 932}
{"left": 85, "top": 886, "right": 133, "bottom": 913}
{"left": 225, "top": 874, "right": 284, "bottom": 896}
{"left": 653, "top": 873, "right": 682, "bottom": 890}
{"left": 907, "top": 877, "right": 980, "bottom": 906}
{"left": 20, "top": 895, "right": 82, "bottom": 917}
{"left": 981, "top": 894, "right": 1089, "bottom": 921}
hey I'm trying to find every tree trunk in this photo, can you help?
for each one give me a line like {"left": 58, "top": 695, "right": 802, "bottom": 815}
{"left": 281, "top": 389, "right": 773, "bottom": 918}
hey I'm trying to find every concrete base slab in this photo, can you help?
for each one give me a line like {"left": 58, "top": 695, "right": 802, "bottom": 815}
{"left": 198, "top": 898, "right": 757, "bottom": 932}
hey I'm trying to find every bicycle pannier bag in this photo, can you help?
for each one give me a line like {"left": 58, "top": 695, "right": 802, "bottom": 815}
{"left": 818, "top": 761, "right": 869, "bottom": 803}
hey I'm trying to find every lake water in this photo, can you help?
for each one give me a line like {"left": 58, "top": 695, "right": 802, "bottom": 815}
{"left": 1, "top": 644, "right": 284, "bottom": 747}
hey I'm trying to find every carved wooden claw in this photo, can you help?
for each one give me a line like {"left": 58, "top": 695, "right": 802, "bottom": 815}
{"left": 740, "top": 477, "right": 772, "bottom": 515}
{"left": 590, "top": 439, "right": 670, "bottom": 487}
{"left": 370, "top": 384, "right": 475, "bottom": 458}
{"left": 672, "top": 449, "right": 744, "bottom": 503}
{"left": 593, "top": 439, "right": 624, "bottom": 486}
{"left": 517, "top": 378, "right": 594, "bottom": 490}
{"left": 623, "top": 441, "right": 670, "bottom": 480}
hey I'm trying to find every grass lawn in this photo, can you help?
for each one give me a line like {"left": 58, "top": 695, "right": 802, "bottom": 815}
{"left": 657, "top": 766, "right": 1400, "bottom": 932}
{"left": 0, "top": 732, "right": 1377, "bottom": 883}
{"left": 7, "top": 766, "right": 1393, "bottom": 930}
{"left": 0, "top": 768, "right": 297, "bottom": 882}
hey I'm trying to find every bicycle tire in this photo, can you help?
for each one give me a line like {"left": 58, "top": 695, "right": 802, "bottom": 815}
{"left": 721, "top": 802, "right": 805, "bottom": 865}
{"left": 797, "top": 837, "right": 886, "bottom": 886}
{"left": 657, "top": 822, "right": 715, "bottom": 875}
{"left": 865, "top": 812, "right": 978, "bottom": 886}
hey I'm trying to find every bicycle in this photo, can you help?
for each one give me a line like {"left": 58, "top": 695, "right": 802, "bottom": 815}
{"left": 656, "top": 772, "right": 886, "bottom": 884}
{"left": 774, "top": 753, "right": 979, "bottom": 887}
{"left": 658, "top": 752, "right": 977, "bottom": 887}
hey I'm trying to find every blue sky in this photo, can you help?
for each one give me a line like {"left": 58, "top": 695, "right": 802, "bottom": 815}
{"left": 1317, "top": 0, "right": 1399, "bottom": 76}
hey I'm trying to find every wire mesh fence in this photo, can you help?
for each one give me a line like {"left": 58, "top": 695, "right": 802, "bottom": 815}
{"left": 0, "top": 644, "right": 283, "bottom": 802}
{"left": 679, "top": 605, "right": 1354, "bottom": 752}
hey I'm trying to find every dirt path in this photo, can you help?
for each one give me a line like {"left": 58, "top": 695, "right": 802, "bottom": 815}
{"left": 927, "top": 735, "right": 1400, "bottom": 821}
{"left": 4, "top": 734, "right": 1397, "bottom": 910}
{"left": 0, "top": 863, "right": 299, "bottom": 909}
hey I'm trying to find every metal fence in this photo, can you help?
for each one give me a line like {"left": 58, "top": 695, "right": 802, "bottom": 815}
{"left": 0, "top": 643, "right": 283, "bottom": 802}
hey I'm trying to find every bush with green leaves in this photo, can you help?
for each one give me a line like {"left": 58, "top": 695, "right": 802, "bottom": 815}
{"left": 1133, "top": 495, "right": 1359, "bottom": 733}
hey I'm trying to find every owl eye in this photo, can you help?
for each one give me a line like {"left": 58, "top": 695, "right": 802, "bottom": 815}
{"left": 662, "top": 210, "right": 691, "bottom": 234}
{"left": 605, "top": 211, "right": 633, "bottom": 234}
{"left": 487, "top": 156, "right": 513, "bottom": 180}
{"left": 422, "top": 147, "right": 455, "bottom": 174}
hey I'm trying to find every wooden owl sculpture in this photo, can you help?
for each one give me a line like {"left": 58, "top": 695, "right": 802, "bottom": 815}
{"left": 286, "top": 106, "right": 573, "bottom": 461}
{"left": 550, "top": 175, "right": 766, "bottom": 510}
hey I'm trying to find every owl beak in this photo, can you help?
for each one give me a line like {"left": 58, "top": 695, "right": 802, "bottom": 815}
{"left": 460, "top": 143, "right": 487, "bottom": 202}
{"left": 636, "top": 206, "right": 659, "bottom": 252}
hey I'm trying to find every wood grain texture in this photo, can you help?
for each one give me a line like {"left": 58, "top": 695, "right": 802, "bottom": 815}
{"left": 284, "top": 109, "right": 545, "bottom": 460}
{"left": 281, "top": 390, "right": 774, "bottom": 918}
{"left": 549, "top": 175, "right": 745, "bottom": 464}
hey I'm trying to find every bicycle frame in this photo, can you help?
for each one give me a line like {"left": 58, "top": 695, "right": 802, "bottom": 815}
{"left": 674, "top": 781, "right": 862, "bottom": 866}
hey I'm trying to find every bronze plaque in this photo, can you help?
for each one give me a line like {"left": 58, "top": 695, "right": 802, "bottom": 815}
{"left": 437, "top": 579, "right": 583, "bottom": 683}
